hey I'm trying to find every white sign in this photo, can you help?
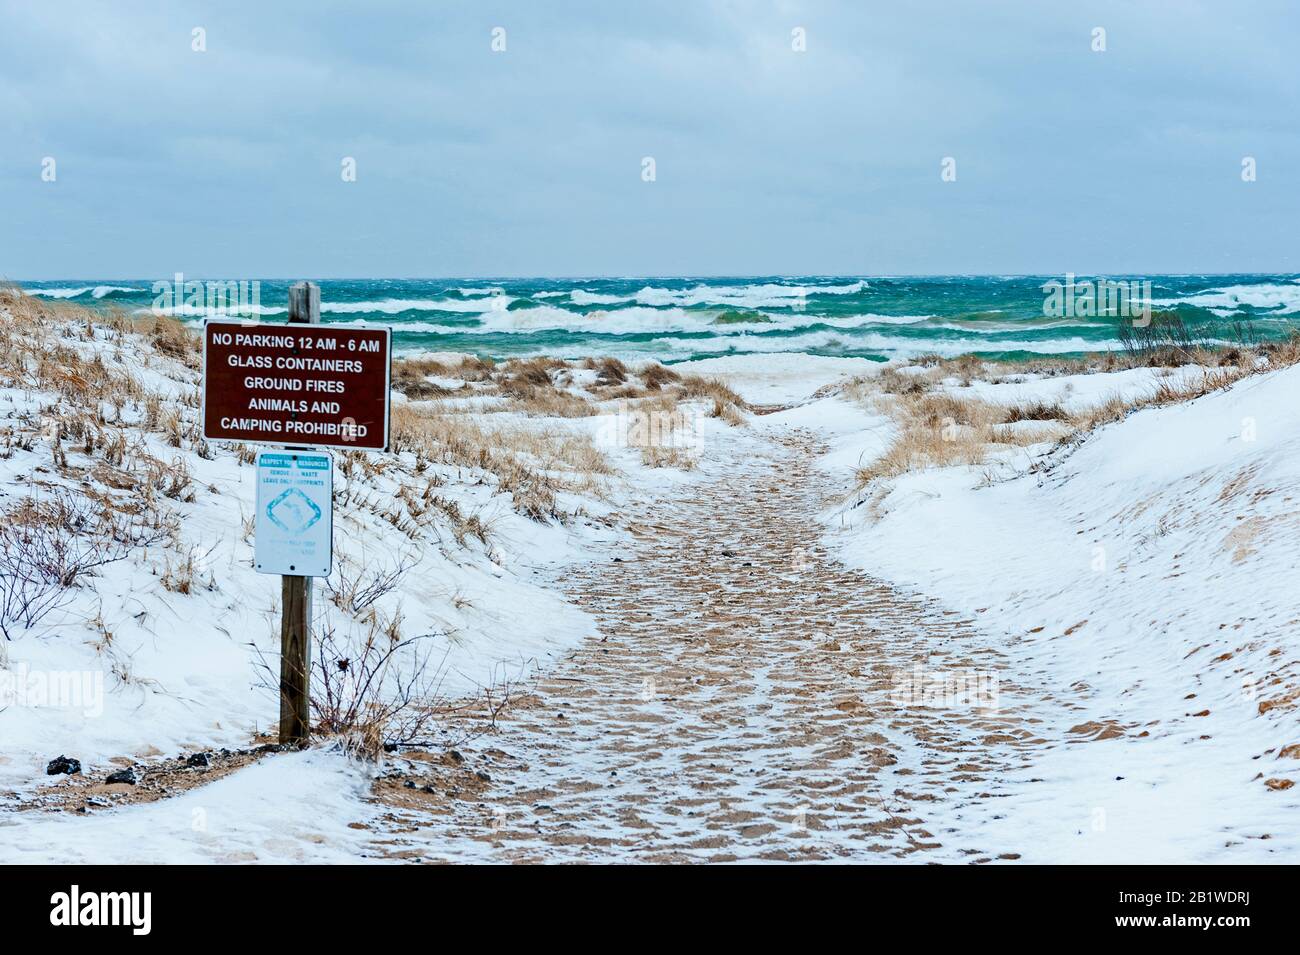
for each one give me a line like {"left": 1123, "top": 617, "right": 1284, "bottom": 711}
{"left": 254, "top": 451, "right": 333, "bottom": 577}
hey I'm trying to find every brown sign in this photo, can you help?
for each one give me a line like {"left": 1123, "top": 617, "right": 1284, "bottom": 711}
{"left": 202, "top": 319, "right": 391, "bottom": 451}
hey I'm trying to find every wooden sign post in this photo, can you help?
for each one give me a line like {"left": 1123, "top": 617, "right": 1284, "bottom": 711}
{"left": 200, "top": 281, "right": 392, "bottom": 748}
{"left": 279, "top": 281, "right": 318, "bottom": 746}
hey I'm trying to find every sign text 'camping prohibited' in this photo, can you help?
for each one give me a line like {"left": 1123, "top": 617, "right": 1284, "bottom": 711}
{"left": 203, "top": 319, "right": 391, "bottom": 451}
{"left": 255, "top": 451, "right": 333, "bottom": 576}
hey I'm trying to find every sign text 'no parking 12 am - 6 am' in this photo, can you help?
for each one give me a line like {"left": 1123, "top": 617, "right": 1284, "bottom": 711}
{"left": 202, "top": 319, "right": 392, "bottom": 451}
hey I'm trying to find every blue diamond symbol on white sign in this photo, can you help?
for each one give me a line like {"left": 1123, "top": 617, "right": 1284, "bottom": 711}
{"left": 266, "top": 487, "right": 322, "bottom": 534}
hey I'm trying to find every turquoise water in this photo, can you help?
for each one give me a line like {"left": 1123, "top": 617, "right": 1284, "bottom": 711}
{"left": 20, "top": 275, "right": 1300, "bottom": 364}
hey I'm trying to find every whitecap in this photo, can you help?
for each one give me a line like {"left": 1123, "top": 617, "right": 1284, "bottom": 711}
{"left": 24, "top": 287, "right": 95, "bottom": 298}
{"left": 1152, "top": 282, "right": 1300, "bottom": 315}
{"left": 25, "top": 285, "right": 144, "bottom": 299}
{"left": 650, "top": 330, "right": 1112, "bottom": 357}
{"left": 139, "top": 304, "right": 287, "bottom": 317}
{"left": 321, "top": 297, "right": 512, "bottom": 315}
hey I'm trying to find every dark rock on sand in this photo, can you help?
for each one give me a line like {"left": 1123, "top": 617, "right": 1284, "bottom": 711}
{"left": 46, "top": 755, "right": 81, "bottom": 776}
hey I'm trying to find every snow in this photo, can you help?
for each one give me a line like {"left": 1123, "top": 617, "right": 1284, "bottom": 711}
{"left": 771, "top": 395, "right": 895, "bottom": 478}
{"left": 672, "top": 353, "right": 881, "bottom": 406}
{"left": 0, "top": 749, "right": 379, "bottom": 864}
{"left": 4, "top": 306, "right": 1297, "bottom": 863}
{"left": 0, "top": 311, "right": 613, "bottom": 799}
{"left": 822, "top": 364, "right": 1300, "bottom": 862}
{"left": 0, "top": 304, "right": 737, "bottom": 862}
{"left": 947, "top": 365, "right": 1212, "bottom": 413}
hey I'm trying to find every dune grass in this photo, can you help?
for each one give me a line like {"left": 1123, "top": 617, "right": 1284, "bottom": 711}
{"left": 851, "top": 334, "right": 1300, "bottom": 489}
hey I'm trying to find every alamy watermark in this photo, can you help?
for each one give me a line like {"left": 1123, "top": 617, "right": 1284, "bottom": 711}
{"left": 50, "top": 885, "right": 151, "bottom": 935}
{"left": 595, "top": 400, "right": 703, "bottom": 451}
{"left": 1042, "top": 273, "right": 1152, "bottom": 327}
{"left": 889, "top": 664, "right": 999, "bottom": 710}
{"left": 151, "top": 272, "right": 262, "bottom": 318}
{"left": 0, "top": 663, "right": 104, "bottom": 717}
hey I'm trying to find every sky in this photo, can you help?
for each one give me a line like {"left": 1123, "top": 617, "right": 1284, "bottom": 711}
{"left": 1, "top": 1, "right": 1296, "bottom": 279}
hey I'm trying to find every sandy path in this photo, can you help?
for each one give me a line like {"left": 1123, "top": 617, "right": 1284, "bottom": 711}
{"left": 373, "top": 425, "right": 1046, "bottom": 862}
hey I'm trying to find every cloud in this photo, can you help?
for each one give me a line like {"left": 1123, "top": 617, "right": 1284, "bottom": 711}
{"left": 0, "top": 0, "right": 1296, "bottom": 277}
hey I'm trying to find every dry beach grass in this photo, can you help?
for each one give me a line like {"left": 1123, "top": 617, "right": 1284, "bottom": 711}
{"left": 848, "top": 332, "right": 1300, "bottom": 489}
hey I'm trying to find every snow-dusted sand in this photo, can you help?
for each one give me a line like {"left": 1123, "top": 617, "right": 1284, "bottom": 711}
{"left": 2, "top": 319, "right": 1296, "bottom": 864}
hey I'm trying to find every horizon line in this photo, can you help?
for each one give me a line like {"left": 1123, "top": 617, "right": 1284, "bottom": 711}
{"left": 7, "top": 270, "right": 1298, "bottom": 284}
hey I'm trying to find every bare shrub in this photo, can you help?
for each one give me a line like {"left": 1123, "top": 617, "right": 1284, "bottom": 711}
{"left": 1112, "top": 311, "right": 1253, "bottom": 367}
{"left": 253, "top": 556, "right": 451, "bottom": 758}
{"left": 325, "top": 550, "right": 421, "bottom": 616}
{"left": 0, "top": 491, "right": 170, "bottom": 638}
{"left": 308, "top": 623, "right": 450, "bottom": 758}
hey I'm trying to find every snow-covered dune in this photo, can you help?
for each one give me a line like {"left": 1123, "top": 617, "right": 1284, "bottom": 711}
{"left": 826, "top": 364, "right": 1300, "bottom": 862}
{"left": 0, "top": 302, "right": 616, "bottom": 799}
